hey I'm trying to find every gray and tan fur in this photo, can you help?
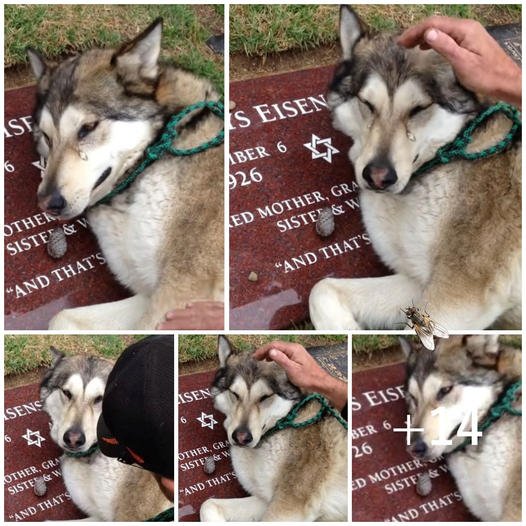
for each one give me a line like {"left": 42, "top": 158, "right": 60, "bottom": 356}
{"left": 40, "top": 348, "right": 171, "bottom": 521}
{"left": 28, "top": 19, "right": 223, "bottom": 329}
{"left": 309, "top": 6, "right": 521, "bottom": 331}
{"left": 200, "top": 336, "right": 348, "bottom": 521}
{"left": 402, "top": 335, "right": 521, "bottom": 521}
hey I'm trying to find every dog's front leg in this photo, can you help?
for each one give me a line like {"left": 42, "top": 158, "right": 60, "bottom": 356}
{"left": 200, "top": 496, "right": 267, "bottom": 522}
{"left": 309, "top": 273, "right": 422, "bottom": 329}
{"left": 48, "top": 294, "right": 149, "bottom": 330}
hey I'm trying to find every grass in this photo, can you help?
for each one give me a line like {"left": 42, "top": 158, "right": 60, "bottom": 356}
{"left": 4, "top": 335, "right": 146, "bottom": 376}
{"left": 230, "top": 4, "right": 521, "bottom": 56}
{"left": 178, "top": 334, "right": 347, "bottom": 363}
{"left": 4, "top": 4, "right": 223, "bottom": 90}
{"left": 352, "top": 334, "right": 522, "bottom": 354}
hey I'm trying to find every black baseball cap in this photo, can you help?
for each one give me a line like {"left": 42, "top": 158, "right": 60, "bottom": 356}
{"left": 97, "top": 335, "right": 174, "bottom": 479}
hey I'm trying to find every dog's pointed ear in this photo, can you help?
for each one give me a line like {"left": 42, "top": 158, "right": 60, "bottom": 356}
{"left": 113, "top": 18, "right": 162, "bottom": 80}
{"left": 399, "top": 336, "right": 416, "bottom": 358}
{"left": 49, "top": 346, "right": 65, "bottom": 367}
{"left": 340, "top": 6, "right": 366, "bottom": 60}
{"left": 27, "top": 48, "right": 47, "bottom": 80}
{"left": 217, "top": 336, "right": 232, "bottom": 367}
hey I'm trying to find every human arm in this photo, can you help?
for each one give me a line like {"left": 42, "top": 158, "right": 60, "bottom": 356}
{"left": 253, "top": 341, "right": 347, "bottom": 411}
{"left": 156, "top": 301, "right": 224, "bottom": 330}
{"left": 398, "top": 16, "right": 521, "bottom": 108}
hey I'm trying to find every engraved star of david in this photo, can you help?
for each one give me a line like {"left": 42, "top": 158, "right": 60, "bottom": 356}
{"left": 303, "top": 134, "right": 340, "bottom": 163}
{"left": 22, "top": 428, "right": 46, "bottom": 448}
{"left": 196, "top": 412, "right": 218, "bottom": 430}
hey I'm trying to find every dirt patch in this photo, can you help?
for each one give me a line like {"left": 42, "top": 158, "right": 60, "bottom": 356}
{"left": 5, "top": 65, "right": 35, "bottom": 90}
{"left": 179, "top": 358, "right": 217, "bottom": 377}
{"left": 230, "top": 44, "right": 338, "bottom": 82}
{"left": 352, "top": 345, "right": 405, "bottom": 372}
{"left": 5, "top": 367, "right": 47, "bottom": 390}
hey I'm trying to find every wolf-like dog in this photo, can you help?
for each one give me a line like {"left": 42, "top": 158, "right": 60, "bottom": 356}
{"left": 40, "top": 348, "right": 172, "bottom": 521}
{"left": 28, "top": 19, "right": 223, "bottom": 329}
{"left": 402, "top": 335, "right": 522, "bottom": 521}
{"left": 199, "top": 337, "right": 348, "bottom": 521}
{"left": 309, "top": 6, "right": 521, "bottom": 330}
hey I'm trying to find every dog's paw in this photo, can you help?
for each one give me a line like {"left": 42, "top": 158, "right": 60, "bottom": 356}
{"left": 309, "top": 278, "right": 361, "bottom": 330}
{"left": 48, "top": 309, "right": 90, "bottom": 330}
{"left": 200, "top": 499, "right": 226, "bottom": 522}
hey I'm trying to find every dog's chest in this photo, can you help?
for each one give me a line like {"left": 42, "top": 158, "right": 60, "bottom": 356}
{"left": 88, "top": 171, "right": 173, "bottom": 294}
{"left": 230, "top": 441, "right": 287, "bottom": 501}
{"left": 447, "top": 418, "right": 520, "bottom": 521}
{"left": 61, "top": 454, "right": 117, "bottom": 520}
{"left": 360, "top": 173, "right": 456, "bottom": 281}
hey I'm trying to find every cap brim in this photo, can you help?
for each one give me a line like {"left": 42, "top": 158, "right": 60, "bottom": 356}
{"left": 97, "top": 414, "right": 129, "bottom": 460}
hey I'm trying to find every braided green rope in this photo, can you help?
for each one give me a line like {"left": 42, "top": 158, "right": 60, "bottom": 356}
{"left": 92, "top": 100, "right": 224, "bottom": 208}
{"left": 261, "top": 393, "right": 347, "bottom": 441}
{"left": 449, "top": 380, "right": 522, "bottom": 454}
{"left": 413, "top": 102, "right": 521, "bottom": 178}
{"left": 145, "top": 507, "right": 174, "bottom": 522}
{"left": 63, "top": 443, "right": 99, "bottom": 458}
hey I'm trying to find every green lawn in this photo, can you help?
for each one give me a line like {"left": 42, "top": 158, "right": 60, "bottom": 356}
{"left": 4, "top": 335, "right": 146, "bottom": 376}
{"left": 4, "top": 4, "right": 223, "bottom": 90}
{"left": 230, "top": 4, "right": 521, "bottom": 56}
{"left": 178, "top": 334, "right": 347, "bottom": 363}
{"left": 352, "top": 334, "right": 522, "bottom": 354}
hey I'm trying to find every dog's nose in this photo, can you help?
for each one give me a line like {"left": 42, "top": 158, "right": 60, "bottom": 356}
{"left": 63, "top": 428, "right": 86, "bottom": 449}
{"left": 40, "top": 190, "right": 67, "bottom": 216}
{"left": 410, "top": 439, "right": 428, "bottom": 458}
{"left": 232, "top": 426, "right": 253, "bottom": 446}
{"left": 362, "top": 163, "right": 397, "bottom": 190}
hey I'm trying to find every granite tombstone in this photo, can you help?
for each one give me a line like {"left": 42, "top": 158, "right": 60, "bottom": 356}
{"left": 4, "top": 383, "right": 85, "bottom": 521}
{"left": 352, "top": 362, "right": 476, "bottom": 522}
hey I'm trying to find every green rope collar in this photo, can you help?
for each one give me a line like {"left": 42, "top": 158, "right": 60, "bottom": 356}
{"left": 92, "top": 100, "right": 224, "bottom": 208}
{"left": 260, "top": 393, "right": 348, "bottom": 442}
{"left": 412, "top": 102, "right": 521, "bottom": 178}
{"left": 63, "top": 442, "right": 99, "bottom": 458}
{"left": 145, "top": 507, "right": 174, "bottom": 522}
{"left": 449, "top": 379, "right": 522, "bottom": 455}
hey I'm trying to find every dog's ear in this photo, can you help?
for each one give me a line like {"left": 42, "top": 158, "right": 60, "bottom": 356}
{"left": 49, "top": 346, "right": 65, "bottom": 367}
{"left": 113, "top": 18, "right": 162, "bottom": 80}
{"left": 340, "top": 6, "right": 367, "bottom": 60}
{"left": 427, "top": 63, "right": 480, "bottom": 114}
{"left": 27, "top": 48, "right": 47, "bottom": 80}
{"left": 399, "top": 336, "right": 417, "bottom": 358}
{"left": 217, "top": 336, "right": 232, "bottom": 367}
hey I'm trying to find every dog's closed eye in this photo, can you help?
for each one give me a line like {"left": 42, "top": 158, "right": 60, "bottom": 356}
{"left": 436, "top": 385, "right": 453, "bottom": 401}
{"left": 258, "top": 394, "right": 273, "bottom": 403}
{"left": 78, "top": 121, "right": 99, "bottom": 140}
{"left": 61, "top": 389, "right": 72, "bottom": 400}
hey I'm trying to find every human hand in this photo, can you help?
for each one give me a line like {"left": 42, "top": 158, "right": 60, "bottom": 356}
{"left": 253, "top": 340, "right": 347, "bottom": 411}
{"left": 156, "top": 301, "right": 224, "bottom": 330}
{"left": 398, "top": 16, "right": 521, "bottom": 108}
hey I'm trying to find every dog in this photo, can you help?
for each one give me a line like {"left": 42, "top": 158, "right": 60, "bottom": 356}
{"left": 40, "top": 348, "right": 172, "bottom": 521}
{"left": 401, "top": 335, "right": 522, "bottom": 521}
{"left": 27, "top": 19, "right": 224, "bottom": 329}
{"left": 309, "top": 6, "right": 521, "bottom": 330}
{"left": 199, "top": 336, "right": 348, "bottom": 521}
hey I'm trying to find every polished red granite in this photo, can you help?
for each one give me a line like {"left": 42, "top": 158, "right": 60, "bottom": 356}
{"left": 352, "top": 363, "right": 476, "bottom": 522}
{"left": 178, "top": 371, "right": 247, "bottom": 521}
{"left": 4, "top": 86, "right": 129, "bottom": 329}
{"left": 229, "top": 66, "right": 389, "bottom": 329}
{"left": 4, "top": 383, "right": 85, "bottom": 521}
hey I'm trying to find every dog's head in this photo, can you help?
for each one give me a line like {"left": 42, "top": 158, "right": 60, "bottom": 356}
{"left": 211, "top": 336, "right": 302, "bottom": 448}
{"left": 28, "top": 20, "right": 167, "bottom": 219}
{"left": 401, "top": 335, "right": 521, "bottom": 460}
{"left": 329, "top": 6, "right": 480, "bottom": 194}
{"left": 40, "top": 347, "right": 113, "bottom": 454}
